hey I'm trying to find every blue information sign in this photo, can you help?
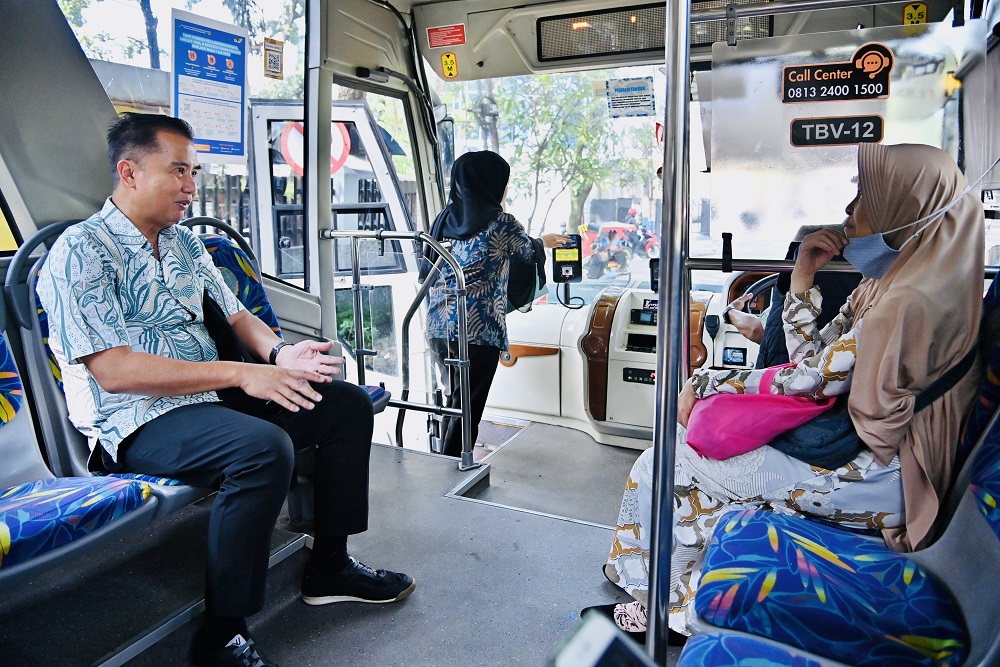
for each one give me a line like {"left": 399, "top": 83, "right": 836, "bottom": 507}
{"left": 171, "top": 10, "right": 248, "bottom": 163}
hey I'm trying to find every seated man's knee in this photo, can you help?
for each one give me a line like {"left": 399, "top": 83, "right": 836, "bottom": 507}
{"left": 321, "top": 381, "right": 375, "bottom": 419}
{"left": 229, "top": 423, "right": 295, "bottom": 481}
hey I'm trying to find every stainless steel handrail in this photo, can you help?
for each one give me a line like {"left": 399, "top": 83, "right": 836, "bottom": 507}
{"left": 317, "top": 228, "right": 480, "bottom": 470}
{"left": 396, "top": 253, "right": 447, "bottom": 449}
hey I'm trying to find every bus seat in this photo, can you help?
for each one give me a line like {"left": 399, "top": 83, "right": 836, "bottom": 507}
{"left": 686, "top": 282, "right": 1000, "bottom": 667}
{"left": 0, "top": 296, "right": 157, "bottom": 591}
{"left": 677, "top": 633, "right": 845, "bottom": 667}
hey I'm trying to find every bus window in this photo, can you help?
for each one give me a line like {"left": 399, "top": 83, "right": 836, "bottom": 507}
{"left": 335, "top": 285, "right": 399, "bottom": 376}
{"left": 363, "top": 92, "right": 424, "bottom": 231}
{"left": 426, "top": 64, "right": 712, "bottom": 300}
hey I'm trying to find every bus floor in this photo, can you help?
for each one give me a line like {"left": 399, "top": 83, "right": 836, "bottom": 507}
{"left": 0, "top": 426, "right": 681, "bottom": 666}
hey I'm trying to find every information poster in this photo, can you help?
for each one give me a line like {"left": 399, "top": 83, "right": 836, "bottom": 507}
{"left": 604, "top": 77, "right": 655, "bottom": 118}
{"left": 172, "top": 10, "right": 248, "bottom": 164}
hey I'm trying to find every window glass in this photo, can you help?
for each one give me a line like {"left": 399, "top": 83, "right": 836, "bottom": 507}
{"left": 266, "top": 119, "right": 306, "bottom": 283}
{"left": 335, "top": 286, "right": 398, "bottom": 376}
{"left": 60, "top": 1, "right": 307, "bottom": 242}
{"left": 426, "top": 65, "right": 703, "bottom": 301}
{"left": 331, "top": 85, "right": 422, "bottom": 231}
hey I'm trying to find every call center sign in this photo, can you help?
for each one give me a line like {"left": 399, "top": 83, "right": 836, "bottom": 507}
{"left": 782, "top": 43, "right": 894, "bottom": 104}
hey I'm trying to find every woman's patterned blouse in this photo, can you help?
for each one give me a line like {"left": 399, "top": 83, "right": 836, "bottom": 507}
{"left": 692, "top": 286, "right": 863, "bottom": 400}
{"left": 425, "top": 212, "right": 535, "bottom": 350}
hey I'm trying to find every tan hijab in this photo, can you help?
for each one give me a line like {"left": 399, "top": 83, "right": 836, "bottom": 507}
{"left": 848, "top": 143, "right": 984, "bottom": 551}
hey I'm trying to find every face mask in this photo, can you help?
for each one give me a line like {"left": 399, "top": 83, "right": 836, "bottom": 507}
{"left": 842, "top": 232, "right": 899, "bottom": 279}
{"left": 843, "top": 153, "right": 1000, "bottom": 279}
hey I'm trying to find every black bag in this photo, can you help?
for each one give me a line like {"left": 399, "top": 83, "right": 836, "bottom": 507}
{"left": 201, "top": 291, "right": 272, "bottom": 415}
{"left": 769, "top": 395, "right": 864, "bottom": 469}
{"left": 769, "top": 344, "right": 978, "bottom": 469}
{"left": 507, "top": 237, "right": 546, "bottom": 313}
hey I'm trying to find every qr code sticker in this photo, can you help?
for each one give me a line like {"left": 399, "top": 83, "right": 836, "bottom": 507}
{"left": 267, "top": 52, "right": 281, "bottom": 73}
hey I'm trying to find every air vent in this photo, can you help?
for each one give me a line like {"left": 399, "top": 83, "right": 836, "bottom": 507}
{"left": 537, "top": 1, "right": 772, "bottom": 62}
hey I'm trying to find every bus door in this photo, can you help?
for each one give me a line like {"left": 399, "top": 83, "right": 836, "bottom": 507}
{"left": 249, "top": 99, "right": 429, "bottom": 443}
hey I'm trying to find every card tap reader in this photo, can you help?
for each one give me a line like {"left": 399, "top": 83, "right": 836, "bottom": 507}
{"left": 552, "top": 234, "right": 583, "bottom": 283}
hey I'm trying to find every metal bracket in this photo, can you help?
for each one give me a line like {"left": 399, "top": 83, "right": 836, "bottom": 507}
{"left": 726, "top": 4, "right": 738, "bottom": 47}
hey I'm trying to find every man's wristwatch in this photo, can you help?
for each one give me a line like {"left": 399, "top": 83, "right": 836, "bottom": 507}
{"left": 722, "top": 304, "right": 736, "bottom": 324}
{"left": 269, "top": 342, "right": 292, "bottom": 365}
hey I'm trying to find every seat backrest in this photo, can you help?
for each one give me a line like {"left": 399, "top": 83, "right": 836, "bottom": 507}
{"left": 908, "top": 394, "right": 1000, "bottom": 666}
{"left": 0, "top": 289, "right": 55, "bottom": 489}
{"left": 932, "top": 276, "right": 1000, "bottom": 536}
{"left": 956, "top": 277, "right": 1000, "bottom": 465}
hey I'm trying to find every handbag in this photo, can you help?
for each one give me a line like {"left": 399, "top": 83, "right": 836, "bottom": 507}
{"left": 768, "top": 396, "right": 864, "bottom": 469}
{"left": 686, "top": 364, "right": 836, "bottom": 460}
{"left": 507, "top": 237, "right": 547, "bottom": 313}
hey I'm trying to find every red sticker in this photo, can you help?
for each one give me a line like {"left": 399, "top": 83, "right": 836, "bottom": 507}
{"left": 427, "top": 24, "right": 466, "bottom": 49}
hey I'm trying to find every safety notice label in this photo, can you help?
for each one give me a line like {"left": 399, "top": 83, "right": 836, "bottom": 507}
{"left": 427, "top": 24, "right": 466, "bottom": 49}
{"left": 605, "top": 76, "right": 655, "bottom": 118}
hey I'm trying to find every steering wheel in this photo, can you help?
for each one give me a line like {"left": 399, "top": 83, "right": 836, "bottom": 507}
{"left": 741, "top": 274, "right": 779, "bottom": 308}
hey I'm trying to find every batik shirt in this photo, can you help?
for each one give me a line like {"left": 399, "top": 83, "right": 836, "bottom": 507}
{"left": 36, "top": 198, "right": 244, "bottom": 461}
{"left": 691, "top": 286, "right": 863, "bottom": 399}
{"left": 425, "top": 213, "right": 536, "bottom": 350}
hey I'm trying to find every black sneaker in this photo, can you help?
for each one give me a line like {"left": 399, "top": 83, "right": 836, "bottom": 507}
{"left": 191, "top": 633, "right": 278, "bottom": 667}
{"left": 301, "top": 556, "right": 415, "bottom": 605}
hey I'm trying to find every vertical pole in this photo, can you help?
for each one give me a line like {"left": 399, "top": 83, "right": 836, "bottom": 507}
{"left": 351, "top": 236, "right": 367, "bottom": 386}
{"left": 307, "top": 0, "right": 337, "bottom": 338}
{"left": 648, "top": 0, "right": 691, "bottom": 662}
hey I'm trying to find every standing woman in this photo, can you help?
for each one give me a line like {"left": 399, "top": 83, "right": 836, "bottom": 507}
{"left": 586, "top": 142, "right": 984, "bottom": 642}
{"left": 424, "top": 151, "right": 568, "bottom": 457}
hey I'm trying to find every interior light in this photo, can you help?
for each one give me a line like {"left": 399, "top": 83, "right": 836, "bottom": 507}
{"left": 630, "top": 15, "right": 637, "bottom": 23}
{"left": 571, "top": 21, "right": 590, "bottom": 30}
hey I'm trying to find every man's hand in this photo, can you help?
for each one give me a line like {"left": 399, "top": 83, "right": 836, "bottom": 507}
{"left": 238, "top": 363, "right": 327, "bottom": 412}
{"left": 274, "top": 340, "right": 345, "bottom": 379}
{"left": 726, "top": 293, "right": 764, "bottom": 344}
{"left": 677, "top": 377, "right": 697, "bottom": 428}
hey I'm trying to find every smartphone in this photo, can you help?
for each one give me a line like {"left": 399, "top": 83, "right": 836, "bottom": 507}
{"left": 548, "top": 611, "right": 656, "bottom": 667}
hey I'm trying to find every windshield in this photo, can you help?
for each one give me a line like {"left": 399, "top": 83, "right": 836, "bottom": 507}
{"left": 427, "top": 64, "right": 751, "bottom": 303}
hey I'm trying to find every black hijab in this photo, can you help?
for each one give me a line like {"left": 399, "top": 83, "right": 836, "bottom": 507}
{"left": 431, "top": 151, "right": 510, "bottom": 240}
{"left": 421, "top": 151, "right": 511, "bottom": 280}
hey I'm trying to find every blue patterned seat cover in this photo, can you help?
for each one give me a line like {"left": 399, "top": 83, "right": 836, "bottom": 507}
{"left": 0, "top": 477, "right": 151, "bottom": 569}
{"left": 0, "top": 337, "right": 152, "bottom": 571}
{"left": 679, "top": 633, "right": 838, "bottom": 667}
{"left": 971, "top": 399, "right": 1000, "bottom": 541}
{"left": 694, "top": 509, "right": 968, "bottom": 667}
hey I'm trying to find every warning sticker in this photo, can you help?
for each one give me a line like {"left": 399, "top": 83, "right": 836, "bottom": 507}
{"left": 441, "top": 52, "right": 458, "bottom": 79}
{"left": 903, "top": 2, "right": 928, "bottom": 24}
{"left": 427, "top": 24, "right": 466, "bottom": 49}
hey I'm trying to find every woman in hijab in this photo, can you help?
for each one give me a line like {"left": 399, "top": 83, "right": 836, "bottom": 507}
{"left": 584, "top": 143, "right": 984, "bottom": 644}
{"left": 424, "top": 151, "right": 568, "bottom": 457}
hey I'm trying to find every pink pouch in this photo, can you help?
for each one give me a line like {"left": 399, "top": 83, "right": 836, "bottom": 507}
{"left": 685, "top": 364, "right": 836, "bottom": 460}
